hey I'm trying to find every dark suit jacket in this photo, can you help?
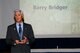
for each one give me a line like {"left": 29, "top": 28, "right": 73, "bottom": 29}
{"left": 6, "top": 23, "right": 35, "bottom": 53}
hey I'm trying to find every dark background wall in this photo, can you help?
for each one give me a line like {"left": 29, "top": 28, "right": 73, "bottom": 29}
{"left": 0, "top": 38, "right": 80, "bottom": 50}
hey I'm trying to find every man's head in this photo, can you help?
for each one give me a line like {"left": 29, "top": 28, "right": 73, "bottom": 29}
{"left": 14, "top": 9, "right": 24, "bottom": 23}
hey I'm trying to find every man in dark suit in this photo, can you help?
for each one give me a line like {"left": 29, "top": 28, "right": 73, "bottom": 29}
{"left": 6, "top": 9, "right": 35, "bottom": 53}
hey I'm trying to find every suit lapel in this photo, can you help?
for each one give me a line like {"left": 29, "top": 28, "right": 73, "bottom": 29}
{"left": 23, "top": 23, "right": 26, "bottom": 36}
{"left": 13, "top": 23, "right": 20, "bottom": 40}
{"left": 23, "top": 23, "right": 28, "bottom": 38}
{"left": 13, "top": 23, "right": 28, "bottom": 40}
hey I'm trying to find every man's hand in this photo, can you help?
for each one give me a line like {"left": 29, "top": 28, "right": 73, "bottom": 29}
{"left": 15, "top": 40, "right": 20, "bottom": 44}
{"left": 15, "top": 36, "right": 28, "bottom": 44}
{"left": 20, "top": 36, "right": 28, "bottom": 44}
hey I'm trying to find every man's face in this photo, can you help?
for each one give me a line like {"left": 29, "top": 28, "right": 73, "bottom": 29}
{"left": 15, "top": 11, "right": 22, "bottom": 23}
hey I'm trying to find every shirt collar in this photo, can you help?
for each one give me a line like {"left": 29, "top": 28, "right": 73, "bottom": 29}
{"left": 16, "top": 22, "right": 23, "bottom": 26}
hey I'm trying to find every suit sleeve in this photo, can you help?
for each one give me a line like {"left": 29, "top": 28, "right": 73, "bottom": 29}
{"left": 6, "top": 26, "right": 14, "bottom": 45}
{"left": 28, "top": 25, "right": 35, "bottom": 45}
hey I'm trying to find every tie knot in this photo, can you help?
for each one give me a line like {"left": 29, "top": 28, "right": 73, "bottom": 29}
{"left": 19, "top": 24, "right": 21, "bottom": 26}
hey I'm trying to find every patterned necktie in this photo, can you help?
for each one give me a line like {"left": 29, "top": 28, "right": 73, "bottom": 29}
{"left": 19, "top": 24, "right": 22, "bottom": 40}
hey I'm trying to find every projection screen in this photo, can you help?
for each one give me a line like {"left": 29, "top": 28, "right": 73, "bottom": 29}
{"left": 20, "top": 0, "right": 80, "bottom": 38}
